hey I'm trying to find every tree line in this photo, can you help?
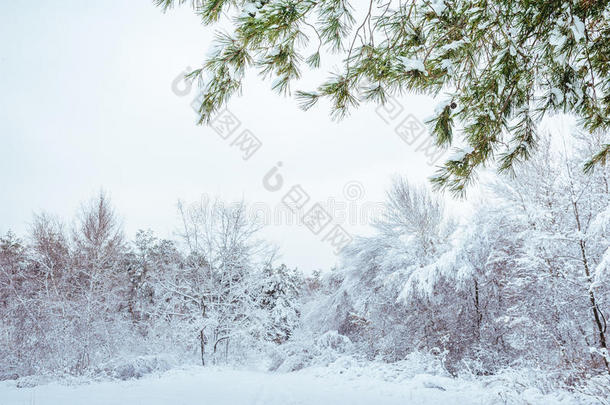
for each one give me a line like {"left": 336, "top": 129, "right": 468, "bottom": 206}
{"left": 1, "top": 131, "right": 608, "bottom": 383}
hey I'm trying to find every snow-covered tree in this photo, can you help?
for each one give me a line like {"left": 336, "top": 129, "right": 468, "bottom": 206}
{"left": 169, "top": 197, "right": 277, "bottom": 364}
{"left": 256, "top": 263, "right": 302, "bottom": 343}
{"left": 315, "top": 178, "right": 456, "bottom": 360}
{"left": 487, "top": 131, "right": 610, "bottom": 372}
{"left": 0, "top": 231, "right": 31, "bottom": 375}
{"left": 303, "top": 131, "right": 608, "bottom": 376}
{"left": 69, "top": 192, "right": 130, "bottom": 372}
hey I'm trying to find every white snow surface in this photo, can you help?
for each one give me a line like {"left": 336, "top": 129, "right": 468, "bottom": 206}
{"left": 399, "top": 57, "right": 427, "bottom": 75}
{"left": 0, "top": 361, "right": 595, "bottom": 405}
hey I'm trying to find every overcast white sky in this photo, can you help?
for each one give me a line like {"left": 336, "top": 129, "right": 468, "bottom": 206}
{"left": 0, "top": 0, "right": 465, "bottom": 271}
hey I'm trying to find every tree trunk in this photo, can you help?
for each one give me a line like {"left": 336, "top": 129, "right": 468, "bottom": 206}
{"left": 572, "top": 199, "right": 609, "bottom": 372}
{"left": 200, "top": 329, "right": 205, "bottom": 366}
{"left": 579, "top": 239, "right": 609, "bottom": 372}
{"left": 473, "top": 278, "right": 482, "bottom": 340}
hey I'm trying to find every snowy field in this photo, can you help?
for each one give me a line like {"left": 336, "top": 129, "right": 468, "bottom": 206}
{"left": 0, "top": 365, "right": 597, "bottom": 405}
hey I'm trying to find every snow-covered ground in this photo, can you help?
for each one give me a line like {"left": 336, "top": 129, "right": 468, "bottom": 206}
{"left": 0, "top": 363, "right": 597, "bottom": 405}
